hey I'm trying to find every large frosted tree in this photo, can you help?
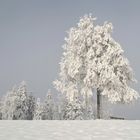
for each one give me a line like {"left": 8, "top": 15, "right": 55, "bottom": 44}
{"left": 54, "top": 14, "right": 139, "bottom": 119}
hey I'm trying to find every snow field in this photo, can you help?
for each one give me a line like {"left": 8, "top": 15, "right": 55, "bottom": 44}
{"left": 0, "top": 120, "right": 140, "bottom": 140}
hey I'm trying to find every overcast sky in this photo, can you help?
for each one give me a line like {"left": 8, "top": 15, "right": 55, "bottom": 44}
{"left": 0, "top": 0, "right": 140, "bottom": 119}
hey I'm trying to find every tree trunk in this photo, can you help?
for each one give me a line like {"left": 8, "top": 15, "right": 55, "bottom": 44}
{"left": 97, "top": 88, "right": 101, "bottom": 119}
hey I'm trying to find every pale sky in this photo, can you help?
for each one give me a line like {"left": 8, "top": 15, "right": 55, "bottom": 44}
{"left": 0, "top": 0, "right": 140, "bottom": 119}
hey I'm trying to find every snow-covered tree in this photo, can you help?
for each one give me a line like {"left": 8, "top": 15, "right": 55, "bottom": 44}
{"left": 0, "top": 98, "right": 3, "bottom": 119}
{"left": 54, "top": 14, "right": 139, "bottom": 119}
{"left": 55, "top": 83, "right": 85, "bottom": 120}
{"left": 42, "top": 89, "right": 55, "bottom": 120}
{"left": 63, "top": 95, "right": 84, "bottom": 120}
{"left": 13, "top": 81, "right": 29, "bottom": 119}
{"left": 27, "top": 95, "right": 35, "bottom": 120}
{"left": 2, "top": 81, "right": 34, "bottom": 120}
{"left": 52, "top": 104, "right": 59, "bottom": 120}
{"left": 2, "top": 86, "right": 17, "bottom": 120}
{"left": 56, "top": 93, "right": 68, "bottom": 120}
{"left": 33, "top": 98, "right": 43, "bottom": 120}
{"left": 83, "top": 95, "right": 95, "bottom": 120}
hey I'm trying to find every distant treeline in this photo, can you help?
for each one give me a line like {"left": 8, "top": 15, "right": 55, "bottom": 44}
{"left": 0, "top": 81, "right": 110, "bottom": 120}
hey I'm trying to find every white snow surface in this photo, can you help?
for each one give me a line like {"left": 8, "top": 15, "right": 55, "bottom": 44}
{"left": 0, "top": 120, "right": 140, "bottom": 140}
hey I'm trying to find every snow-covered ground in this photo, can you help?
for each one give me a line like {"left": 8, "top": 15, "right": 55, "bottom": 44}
{"left": 0, "top": 120, "right": 140, "bottom": 140}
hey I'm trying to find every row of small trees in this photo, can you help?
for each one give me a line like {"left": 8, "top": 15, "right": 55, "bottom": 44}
{"left": 1, "top": 81, "right": 107, "bottom": 120}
